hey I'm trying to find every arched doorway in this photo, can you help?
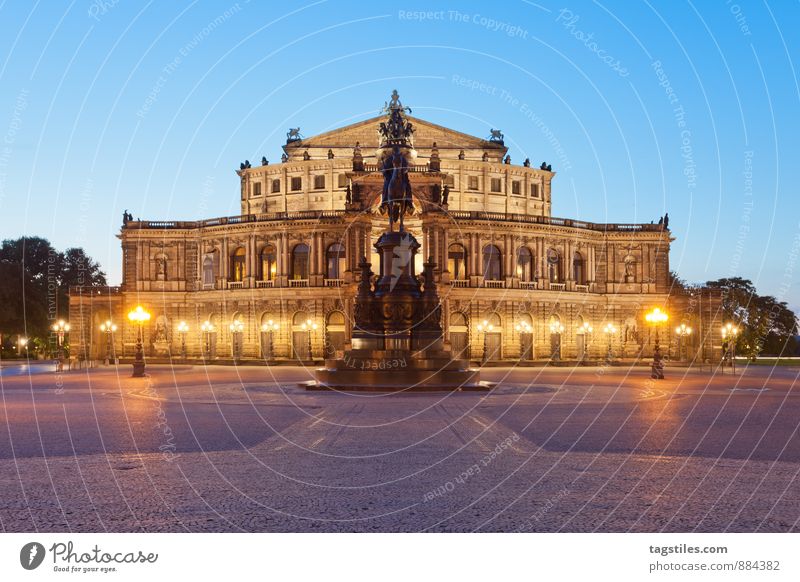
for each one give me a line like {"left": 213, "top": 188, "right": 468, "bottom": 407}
{"left": 291, "top": 311, "right": 310, "bottom": 360}
{"left": 202, "top": 314, "right": 218, "bottom": 359}
{"left": 484, "top": 313, "right": 502, "bottom": 360}
{"left": 325, "top": 311, "right": 346, "bottom": 357}
{"left": 259, "top": 313, "right": 279, "bottom": 360}
{"left": 449, "top": 312, "right": 469, "bottom": 359}
{"left": 549, "top": 315, "right": 563, "bottom": 361}
{"left": 517, "top": 313, "right": 533, "bottom": 360}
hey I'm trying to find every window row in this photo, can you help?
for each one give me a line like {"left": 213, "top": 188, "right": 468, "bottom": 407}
{"left": 202, "top": 243, "right": 347, "bottom": 284}
{"left": 251, "top": 175, "right": 542, "bottom": 198}
{"left": 251, "top": 174, "right": 350, "bottom": 197}
{"left": 448, "top": 244, "right": 587, "bottom": 284}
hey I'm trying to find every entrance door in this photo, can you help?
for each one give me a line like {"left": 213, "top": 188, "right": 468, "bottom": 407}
{"left": 576, "top": 334, "right": 586, "bottom": 360}
{"left": 325, "top": 311, "right": 346, "bottom": 358}
{"left": 292, "top": 331, "right": 309, "bottom": 360}
{"left": 485, "top": 333, "right": 502, "bottom": 361}
{"left": 520, "top": 332, "right": 533, "bottom": 360}
{"left": 550, "top": 333, "right": 561, "bottom": 360}
{"left": 451, "top": 332, "right": 468, "bottom": 359}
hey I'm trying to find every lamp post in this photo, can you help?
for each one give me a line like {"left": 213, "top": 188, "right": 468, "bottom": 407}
{"left": 177, "top": 321, "right": 189, "bottom": 359}
{"left": 300, "top": 319, "right": 317, "bottom": 361}
{"left": 549, "top": 321, "right": 564, "bottom": 362}
{"left": 476, "top": 320, "right": 494, "bottom": 363}
{"left": 721, "top": 322, "right": 739, "bottom": 374}
{"left": 675, "top": 323, "right": 692, "bottom": 363}
{"left": 229, "top": 319, "right": 244, "bottom": 361}
{"left": 18, "top": 336, "right": 28, "bottom": 358}
{"left": 514, "top": 320, "right": 531, "bottom": 360}
{"left": 127, "top": 306, "right": 150, "bottom": 377}
{"left": 99, "top": 319, "right": 117, "bottom": 365}
{"left": 52, "top": 320, "right": 70, "bottom": 360}
{"left": 261, "top": 319, "right": 279, "bottom": 361}
{"left": 645, "top": 307, "right": 669, "bottom": 379}
{"left": 200, "top": 321, "right": 215, "bottom": 360}
{"left": 602, "top": 323, "right": 617, "bottom": 363}
{"left": 578, "top": 321, "right": 593, "bottom": 364}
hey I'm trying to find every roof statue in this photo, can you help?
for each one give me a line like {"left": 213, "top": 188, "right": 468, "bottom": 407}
{"left": 489, "top": 129, "right": 504, "bottom": 144}
{"left": 286, "top": 127, "right": 302, "bottom": 143}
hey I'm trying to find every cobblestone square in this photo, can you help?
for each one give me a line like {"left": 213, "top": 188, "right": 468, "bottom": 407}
{"left": 1, "top": 364, "right": 798, "bottom": 532}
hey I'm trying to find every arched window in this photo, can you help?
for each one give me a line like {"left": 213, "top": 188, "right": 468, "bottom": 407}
{"left": 482, "top": 245, "right": 502, "bottom": 281}
{"left": 516, "top": 247, "right": 534, "bottom": 282}
{"left": 291, "top": 243, "right": 309, "bottom": 280}
{"left": 230, "top": 247, "right": 246, "bottom": 282}
{"left": 547, "top": 248, "right": 561, "bottom": 282}
{"left": 202, "top": 251, "right": 218, "bottom": 286}
{"left": 448, "top": 243, "right": 467, "bottom": 280}
{"left": 260, "top": 244, "right": 276, "bottom": 281}
{"left": 573, "top": 251, "right": 585, "bottom": 284}
{"left": 326, "top": 243, "right": 346, "bottom": 279}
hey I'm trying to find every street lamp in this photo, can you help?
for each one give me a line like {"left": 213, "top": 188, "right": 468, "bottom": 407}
{"left": 476, "top": 320, "right": 494, "bottom": 363}
{"left": 229, "top": 319, "right": 245, "bottom": 361}
{"left": 300, "top": 319, "right": 318, "bottom": 360}
{"left": 645, "top": 307, "right": 669, "bottom": 379}
{"left": 578, "top": 321, "right": 593, "bottom": 364}
{"left": 721, "top": 322, "right": 739, "bottom": 374}
{"left": 200, "top": 320, "right": 215, "bottom": 360}
{"left": 260, "top": 319, "right": 279, "bottom": 361}
{"left": 127, "top": 305, "right": 150, "bottom": 377}
{"left": 514, "top": 320, "right": 531, "bottom": 360}
{"left": 52, "top": 320, "right": 70, "bottom": 360}
{"left": 675, "top": 323, "right": 692, "bottom": 363}
{"left": 602, "top": 323, "right": 617, "bottom": 363}
{"left": 99, "top": 319, "right": 117, "bottom": 365}
{"left": 176, "top": 321, "right": 189, "bottom": 359}
{"left": 549, "top": 320, "right": 564, "bottom": 362}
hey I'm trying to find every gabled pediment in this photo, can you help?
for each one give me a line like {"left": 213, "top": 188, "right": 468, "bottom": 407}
{"left": 284, "top": 115, "right": 507, "bottom": 154}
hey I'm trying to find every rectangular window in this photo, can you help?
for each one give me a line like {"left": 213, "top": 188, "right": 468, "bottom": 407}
{"left": 511, "top": 180, "right": 521, "bottom": 195}
{"left": 252, "top": 182, "right": 262, "bottom": 197}
{"left": 444, "top": 174, "right": 455, "bottom": 187}
{"left": 490, "top": 178, "right": 502, "bottom": 192}
{"left": 313, "top": 175, "right": 325, "bottom": 189}
{"left": 291, "top": 177, "right": 302, "bottom": 191}
{"left": 337, "top": 173, "right": 347, "bottom": 188}
{"left": 272, "top": 179, "right": 280, "bottom": 193}
{"left": 531, "top": 183, "right": 540, "bottom": 198}
{"left": 468, "top": 176, "right": 479, "bottom": 190}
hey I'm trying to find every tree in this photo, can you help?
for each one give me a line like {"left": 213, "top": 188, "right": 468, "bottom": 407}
{"left": 705, "top": 277, "right": 798, "bottom": 358}
{"left": 0, "top": 237, "right": 107, "bottom": 354}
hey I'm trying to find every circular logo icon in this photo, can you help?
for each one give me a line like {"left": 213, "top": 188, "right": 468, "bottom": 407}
{"left": 20, "top": 542, "right": 46, "bottom": 570}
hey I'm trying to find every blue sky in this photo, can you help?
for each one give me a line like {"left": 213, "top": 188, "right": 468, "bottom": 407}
{"left": 0, "top": 0, "right": 798, "bottom": 310}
